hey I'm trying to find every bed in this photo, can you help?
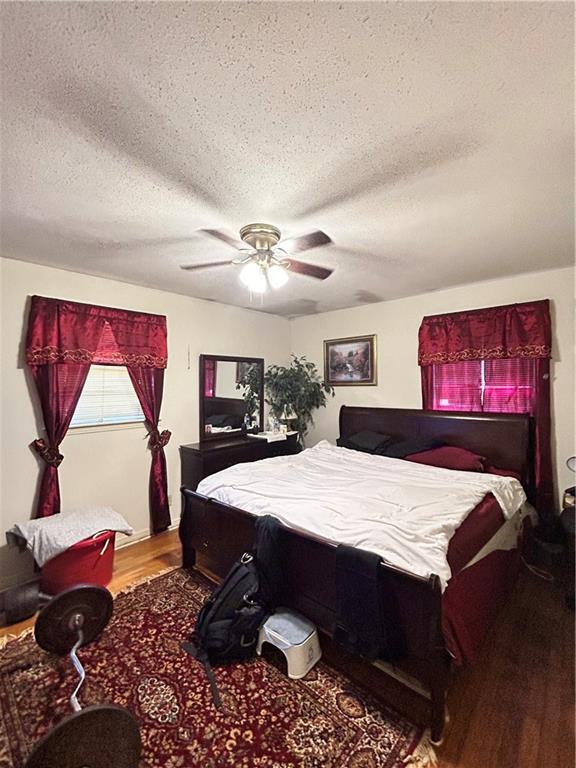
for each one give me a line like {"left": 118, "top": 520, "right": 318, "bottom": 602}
{"left": 179, "top": 406, "right": 533, "bottom": 741}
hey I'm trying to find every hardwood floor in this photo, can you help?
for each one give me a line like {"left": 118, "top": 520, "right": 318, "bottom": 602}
{"left": 1, "top": 529, "right": 574, "bottom": 767}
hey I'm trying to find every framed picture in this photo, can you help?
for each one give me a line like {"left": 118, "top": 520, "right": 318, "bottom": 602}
{"left": 324, "top": 334, "right": 377, "bottom": 386}
{"left": 236, "top": 361, "right": 252, "bottom": 383}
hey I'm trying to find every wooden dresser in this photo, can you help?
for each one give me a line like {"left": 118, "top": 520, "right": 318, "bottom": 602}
{"left": 180, "top": 434, "right": 299, "bottom": 492}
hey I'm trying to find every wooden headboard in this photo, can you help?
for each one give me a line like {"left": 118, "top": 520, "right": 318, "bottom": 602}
{"left": 339, "top": 406, "right": 534, "bottom": 496}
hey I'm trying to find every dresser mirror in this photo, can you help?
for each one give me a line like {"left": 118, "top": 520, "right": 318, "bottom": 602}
{"left": 199, "top": 354, "right": 264, "bottom": 441}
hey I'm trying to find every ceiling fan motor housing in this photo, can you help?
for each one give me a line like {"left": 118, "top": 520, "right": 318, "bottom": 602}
{"left": 239, "top": 223, "right": 281, "bottom": 251}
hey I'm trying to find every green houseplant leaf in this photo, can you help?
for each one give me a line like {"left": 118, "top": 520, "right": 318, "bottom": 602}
{"left": 236, "top": 363, "right": 262, "bottom": 425}
{"left": 264, "top": 355, "right": 334, "bottom": 446}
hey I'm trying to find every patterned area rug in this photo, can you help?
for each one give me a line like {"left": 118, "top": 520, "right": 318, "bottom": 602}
{"left": 0, "top": 568, "right": 435, "bottom": 767}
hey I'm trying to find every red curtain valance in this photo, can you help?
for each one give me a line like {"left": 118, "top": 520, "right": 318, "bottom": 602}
{"left": 418, "top": 300, "right": 551, "bottom": 367}
{"left": 26, "top": 296, "right": 167, "bottom": 368}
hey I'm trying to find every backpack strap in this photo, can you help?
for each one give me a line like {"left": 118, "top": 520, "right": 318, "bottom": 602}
{"left": 203, "top": 656, "right": 223, "bottom": 709}
{"left": 182, "top": 640, "right": 223, "bottom": 709}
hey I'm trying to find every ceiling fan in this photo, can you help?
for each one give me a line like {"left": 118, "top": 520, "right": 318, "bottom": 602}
{"left": 180, "top": 223, "right": 334, "bottom": 293}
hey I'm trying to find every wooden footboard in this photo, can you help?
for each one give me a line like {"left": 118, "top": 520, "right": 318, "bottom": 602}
{"left": 179, "top": 487, "right": 452, "bottom": 741}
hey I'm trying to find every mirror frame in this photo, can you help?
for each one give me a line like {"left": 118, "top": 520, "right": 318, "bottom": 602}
{"left": 199, "top": 354, "right": 264, "bottom": 442}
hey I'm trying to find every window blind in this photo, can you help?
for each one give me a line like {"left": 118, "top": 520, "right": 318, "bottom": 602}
{"left": 70, "top": 365, "right": 144, "bottom": 427}
{"left": 430, "top": 359, "right": 536, "bottom": 414}
{"left": 431, "top": 360, "right": 482, "bottom": 411}
{"left": 483, "top": 358, "right": 535, "bottom": 413}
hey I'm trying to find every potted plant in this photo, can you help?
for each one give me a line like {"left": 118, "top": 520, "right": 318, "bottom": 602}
{"left": 236, "top": 363, "right": 262, "bottom": 429}
{"left": 264, "top": 355, "right": 334, "bottom": 446}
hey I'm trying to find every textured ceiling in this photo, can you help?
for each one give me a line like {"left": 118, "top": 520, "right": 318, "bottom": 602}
{"left": 1, "top": 2, "right": 573, "bottom": 316}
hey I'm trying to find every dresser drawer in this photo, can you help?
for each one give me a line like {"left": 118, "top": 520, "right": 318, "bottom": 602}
{"left": 205, "top": 443, "right": 264, "bottom": 473}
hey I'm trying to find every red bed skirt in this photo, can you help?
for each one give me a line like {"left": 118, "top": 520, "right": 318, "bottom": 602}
{"left": 443, "top": 493, "right": 529, "bottom": 664}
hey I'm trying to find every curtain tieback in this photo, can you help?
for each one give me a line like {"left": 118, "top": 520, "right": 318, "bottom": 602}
{"left": 148, "top": 429, "right": 171, "bottom": 452}
{"left": 31, "top": 438, "right": 64, "bottom": 467}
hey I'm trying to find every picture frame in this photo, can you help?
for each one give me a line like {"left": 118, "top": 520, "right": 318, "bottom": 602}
{"left": 235, "top": 361, "right": 252, "bottom": 384}
{"left": 323, "top": 334, "right": 377, "bottom": 386}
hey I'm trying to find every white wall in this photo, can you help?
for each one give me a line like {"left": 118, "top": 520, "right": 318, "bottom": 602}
{"left": 290, "top": 266, "right": 575, "bottom": 499}
{"left": 0, "top": 257, "right": 290, "bottom": 590}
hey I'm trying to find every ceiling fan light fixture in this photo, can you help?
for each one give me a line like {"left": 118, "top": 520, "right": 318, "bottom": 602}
{"left": 267, "top": 263, "right": 289, "bottom": 289}
{"left": 240, "top": 261, "right": 267, "bottom": 293}
{"left": 192, "top": 223, "right": 333, "bottom": 287}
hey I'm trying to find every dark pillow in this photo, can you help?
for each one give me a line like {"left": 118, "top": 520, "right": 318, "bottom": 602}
{"left": 206, "top": 413, "right": 243, "bottom": 428}
{"left": 376, "top": 436, "right": 442, "bottom": 459}
{"left": 485, "top": 464, "right": 521, "bottom": 481}
{"left": 206, "top": 414, "right": 229, "bottom": 426}
{"left": 337, "top": 430, "right": 395, "bottom": 453}
{"left": 405, "top": 446, "right": 486, "bottom": 472}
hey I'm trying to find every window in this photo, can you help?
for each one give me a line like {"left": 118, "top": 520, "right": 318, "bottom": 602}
{"left": 70, "top": 365, "right": 144, "bottom": 428}
{"left": 419, "top": 299, "right": 553, "bottom": 517}
{"left": 431, "top": 358, "right": 536, "bottom": 414}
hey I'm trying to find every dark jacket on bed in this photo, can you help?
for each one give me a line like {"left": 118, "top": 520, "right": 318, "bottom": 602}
{"left": 334, "top": 545, "right": 406, "bottom": 661}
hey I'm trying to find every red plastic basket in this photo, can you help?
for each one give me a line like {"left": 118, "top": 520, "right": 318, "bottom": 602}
{"left": 40, "top": 531, "right": 116, "bottom": 595}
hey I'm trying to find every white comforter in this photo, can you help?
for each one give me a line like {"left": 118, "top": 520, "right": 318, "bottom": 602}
{"left": 197, "top": 440, "right": 526, "bottom": 589}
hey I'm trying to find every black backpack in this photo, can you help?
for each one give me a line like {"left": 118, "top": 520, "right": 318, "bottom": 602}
{"left": 182, "top": 515, "right": 282, "bottom": 707}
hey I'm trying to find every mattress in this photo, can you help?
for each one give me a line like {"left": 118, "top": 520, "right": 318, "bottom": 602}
{"left": 197, "top": 440, "right": 526, "bottom": 590}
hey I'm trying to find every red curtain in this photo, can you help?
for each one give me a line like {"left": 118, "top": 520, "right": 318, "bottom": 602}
{"left": 419, "top": 300, "right": 553, "bottom": 521}
{"left": 29, "top": 363, "right": 91, "bottom": 517}
{"left": 531, "top": 358, "right": 553, "bottom": 517}
{"left": 26, "top": 296, "right": 170, "bottom": 531}
{"left": 418, "top": 300, "right": 551, "bottom": 366}
{"left": 127, "top": 367, "right": 171, "bottom": 533}
{"left": 204, "top": 359, "right": 216, "bottom": 398}
{"left": 27, "top": 297, "right": 168, "bottom": 367}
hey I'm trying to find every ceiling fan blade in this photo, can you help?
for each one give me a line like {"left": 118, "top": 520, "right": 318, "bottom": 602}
{"left": 180, "top": 260, "right": 231, "bottom": 272}
{"left": 199, "top": 229, "right": 246, "bottom": 251}
{"left": 285, "top": 259, "right": 333, "bottom": 280}
{"left": 277, "top": 230, "right": 332, "bottom": 255}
